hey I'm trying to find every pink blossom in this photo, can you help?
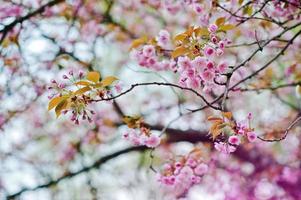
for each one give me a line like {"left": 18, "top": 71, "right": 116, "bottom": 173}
{"left": 216, "top": 48, "right": 224, "bottom": 56}
{"left": 206, "top": 60, "right": 215, "bottom": 70}
{"left": 217, "top": 62, "right": 227, "bottom": 73}
{"left": 144, "top": 135, "right": 161, "bottom": 148}
{"left": 192, "top": 56, "right": 206, "bottom": 70}
{"left": 156, "top": 30, "right": 170, "bottom": 48}
{"left": 247, "top": 132, "right": 257, "bottom": 142}
{"left": 194, "top": 163, "right": 208, "bottom": 176}
{"left": 211, "top": 35, "right": 218, "bottom": 44}
{"left": 186, "top": 158, "right": 198, "bottom": 168}
{"left": 187, "top": 78, "right": 200, "bottom": 89}
{"left": 214, "top": 142, "right": 236, "bottom": 154}
{"left": 142, "top": 45, "right": 156, "bottom": 57}
{"left": 208, "top": 24, "right": 218, "bottom": 33}
{"left": 218, "top": 41, "right": 225, "bottom": 49}
{"left": 201, "top": 70, "right": 215, "bottom": 81}
{"left": 204, "top": 46, "right": 215, "bottom": 57}
{"left": 177, "top": 56, "right": 192, "bottom": 72}
{"left": 228, "top": 135, "right": 241, "bottom": 145}
{"left": 114, "top": 83, "right": 123, "bottom": 93}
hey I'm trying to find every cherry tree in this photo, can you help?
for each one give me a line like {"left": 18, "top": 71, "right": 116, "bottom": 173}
{"left": 1, "top": 0, "right": 301, "bottom": 199}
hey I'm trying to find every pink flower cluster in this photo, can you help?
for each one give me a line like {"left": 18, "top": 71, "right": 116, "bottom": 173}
{"left": 215, "top": 113, "right": 257, "bottom": 154}
{"left": 177, "top": 25, "right": 230, "bottom": 93}
{"left": 130, "top": 30, "right": 174, "bottom": 71}
{"left": 132, "top": 25, "right": 231, "bottom": 93}
{"left": 48, "top": 70, "right": 97, "bottom": 124}
{"left": 157, "top": 155, "right": 209, "bottom": 197}
{"left": 123, "top": 128, "right": 161, "bottom": 148}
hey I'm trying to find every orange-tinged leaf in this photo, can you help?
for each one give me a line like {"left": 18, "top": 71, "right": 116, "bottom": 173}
{"left": 173, "top": 33, "right": 187, "bottom": 42}
{"left": 185, "top": 26, "right": 194, "bottom": 36}
{"left": 75, "top": 80, "right": 91, "bottom": 86}
{"left": 215, "top": 17, "right": 226, "bottom": 26}
{"left": 207, "top": 116, "right": 223, "bottom": 122}
{"left": 48, "top": 96, "right": 68, "bottom": 111}
{"left": 55, "top": 99, "right": 68, "bottom": 118}
{"left": 217, "top": 123, "right": 228, "bottom": 129}
{"left": 194, "top": 27, "right": 209, "bottom": 36}
{"left": 101, "top": 76, "right": 118, "bottom": 87}
{"left": 171, "top": 46, "right": 189, "bottom": 58}
{"left": 74, "top": 86, "right": 91, "bottom": 95}
{"left": 210, "top": 121, "right": 224, "bottom": 140}
{"left": 87, "top": 71, "right": 100, "bottom": 83}
{"left": 130, "top": 36, "right": 148, "bottom": 50}
{"left": 222, "top": 112, "right": 232, "bottom": 119}
{"left": 219, "top": 24, "right": 236, "bottom": 31}
{"left": 123, "top": 116, "right": 141, "bottom": 128}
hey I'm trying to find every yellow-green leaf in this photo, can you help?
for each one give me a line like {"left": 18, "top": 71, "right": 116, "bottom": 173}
{"left": 222, "top": 112, "right": 232, "bottom": 119}
{"left": 48, "top": 96, "right": 67, "bottom": 111}
{"left": 101, "top": 76, "right": 118, "bottom": 87}
{"left": 171, "top": 46, "right": 189, "bottom": 58}
{"left": 75, "top": 80, "right": 91, "bottom": 86}
{"left": 215, "top": 17, "right": 226, "bottom": 26}
{"left": 123, "top": 116, "right": 141, "bottom": 128}
{"left": 173, "top": 33, "right": 187, "bottom": 42}
{"left": 194, "top": 27, "right": 209, "bottom": 37}
{"left": 243, "top": 6, "right": 253, "bottom": 16}
{"left": 55, "top": 99, "right": 68, "bottom": 118}
{"left": 87, "top": 71, "right": 100, "bottom": 83}
{"left": 130, "top": 36, "right": 148, "bottom": 50}
{"left": 219, "top": 24, "right": 236, "bottom": 31}
{"left": 74, "top": 86, "right": 91, "bottom": 95}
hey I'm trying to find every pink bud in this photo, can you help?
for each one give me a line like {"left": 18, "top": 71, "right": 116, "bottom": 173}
{"left": 59, "top": 83, "right": 65, "bottom": 88}
{"left": 79, "top": 71, "right": 84, "bottom": 78}
{"left": 247, "top": 112, "right": 252, "bottom": 120}
{"left": 193, "top": 4, "right": 203, "bottom": 14}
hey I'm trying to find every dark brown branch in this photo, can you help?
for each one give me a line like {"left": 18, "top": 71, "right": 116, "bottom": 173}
{"left": 230, "top": 28, "right": 301, "bottom": 91}
{"left": 258, "top": 115, "right": 301, "bottom": 142}
{"left": 95, "top": 82, "right": 221, "bottom": 110}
